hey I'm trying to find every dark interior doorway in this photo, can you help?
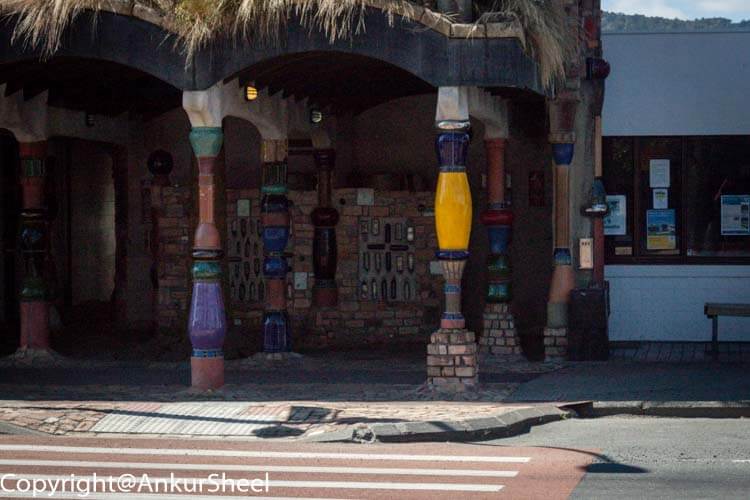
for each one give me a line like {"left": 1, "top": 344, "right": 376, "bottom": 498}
{"left": 0, "top": 132, "right": 20, "bottom": 355}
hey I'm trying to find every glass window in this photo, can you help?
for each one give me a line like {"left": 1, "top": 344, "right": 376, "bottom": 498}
{"left": 603, "top": 135, "right": 750, "bottom": 262}
{"left": 685, "top": 137, "right": 750, "bottom": 257}
{"left": 602, "top": 137, "right": 634, "bottom": 258}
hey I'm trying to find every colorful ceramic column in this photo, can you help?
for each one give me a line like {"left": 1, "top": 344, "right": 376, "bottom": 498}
{"left": 187, "top": 127, "right": 226, "bottom": 390}
{"left": 426, "top": 102, "right": 478, "bottom": 392}
{"left": 311, "top": 149, "right": 339, "bottom": 307}
{"left": 480, "top": 138, "right": 512, "bottom": 303}
{"left": 435, "top": 124, "right": 472, "bottom": 329}
{"left": 261, "top": 140, "right": 292, "bottom": 353}
{"left": 18, "top": 141, "right": 50, "bottom": 351}
{"left": 478, "top": 137, "right": 523, "bottom": 357}
{"left": 545, "top": 98, "right": 579, "bottom": 359}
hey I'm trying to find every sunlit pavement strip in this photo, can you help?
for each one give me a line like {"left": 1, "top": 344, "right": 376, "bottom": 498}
{"left": 89, "top": 403, "right": 292, "bottom": 436}
{"left": 0, "top": 445, "right": 532, "bottom": 462}
{"left": 0, "top": 459, "right": 519, "bottom": 478}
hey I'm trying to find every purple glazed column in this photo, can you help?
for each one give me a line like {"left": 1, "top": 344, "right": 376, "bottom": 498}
{"left": 188, "top": 127, "right": 226, "bottom": 390}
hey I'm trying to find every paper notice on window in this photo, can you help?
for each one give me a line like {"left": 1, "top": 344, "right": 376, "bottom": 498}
{"left": 604, "top": 195, "right": 627, "bottom": 236}
{"left": 652, "top": 189, "right": 668, "bottom": 209}
{"left": 649, "top": 159, "right": 670, "bottom": 188}
{"left": 646, "top": 209, "right": 677, "bottom": 250}
{"left": 721, "top": 195, "right": 750, "bottom": 236}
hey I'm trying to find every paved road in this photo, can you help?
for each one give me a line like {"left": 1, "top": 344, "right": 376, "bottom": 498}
{"left": 490, "top": 416, "right": 750, "bottom": 499}
{"left": 0, "top": 436, "right": 590, "bottom": 499}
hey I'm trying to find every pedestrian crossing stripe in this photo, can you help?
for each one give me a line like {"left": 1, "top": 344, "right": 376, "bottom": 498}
{"left": 0, "top": 444, "right": 531, "bottom": 463}
{"left": 2, "top": 473, "right": 506, "bottom": 493}
{"left": 0, "top": 459, "right": 520, "bottom": 478}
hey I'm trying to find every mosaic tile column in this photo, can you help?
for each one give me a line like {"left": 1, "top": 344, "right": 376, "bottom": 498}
{"left": 426, "top": 121, "right": 478, "bottom": 391}
{"left": 545, "top": 98, "right": 579, "bottom": 361}
{"left": 311, "top": 148, "right": 339, "bottom": 307}
{"left": 478, "top": 138, "right": 522, "bottom": 357}
{"left": 187, "top": 127, "right": 226, "bottom": 390}
{"left": 18, "top": 141, "right": 50, "bottom": 351}
{"left": 261, "top": 140, "right": 292, "bottom": 353}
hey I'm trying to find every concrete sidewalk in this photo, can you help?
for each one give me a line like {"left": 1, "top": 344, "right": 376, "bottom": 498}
{"left": 508, "top": 361, "right": 750, "bottom": 402}
{"left": 1, "top": 353, "right": 748, "bottom": 442}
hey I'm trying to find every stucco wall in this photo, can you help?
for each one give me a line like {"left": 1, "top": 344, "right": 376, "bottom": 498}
{"left": 606, "top": 265, "right": 750, "bottom": 342}
{"left": 603, "top": 32, "right": 750, "bottom": 136}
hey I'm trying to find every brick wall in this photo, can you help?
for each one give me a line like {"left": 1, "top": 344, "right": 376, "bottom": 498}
{"left": 225, "top": 188, "right": 442, "bottom": 351}
{"left": 154, "top": 186, "right": 192, "bottom": 333}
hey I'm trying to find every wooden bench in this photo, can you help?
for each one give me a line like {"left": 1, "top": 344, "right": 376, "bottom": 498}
{"left": 704, "top": 303, "right": 750, "bottom": 359}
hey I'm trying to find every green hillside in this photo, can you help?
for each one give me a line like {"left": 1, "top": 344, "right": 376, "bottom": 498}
{"left": 603, "top": 11, "right": 750, "bottom": 33}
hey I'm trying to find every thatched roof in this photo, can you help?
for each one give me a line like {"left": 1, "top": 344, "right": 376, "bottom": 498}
{"left": 0, "top": 1, "right": 575, "bottom": 89}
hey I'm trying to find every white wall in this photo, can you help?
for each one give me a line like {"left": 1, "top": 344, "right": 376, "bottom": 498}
{"left": 606, "top": 265, "right": 750, "bottom": 341}
{"left": 602, "top": 32, "right": 750, "bottom": 136}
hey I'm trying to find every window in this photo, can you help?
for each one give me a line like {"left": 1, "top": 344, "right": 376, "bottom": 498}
{"left": 603, "top": 136, "right": 750, "bottom": 263}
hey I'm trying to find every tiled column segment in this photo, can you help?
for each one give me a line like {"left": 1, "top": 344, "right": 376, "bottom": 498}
{"left": 187, "top": 127, "right": 227, "bottom": 390}
{"left": 426, "top": 87, "right": 478, "bottom": 392}
{"left": 478, "top": 138, "right": 522, "bottom": 357}
{"left": 311, "top": 148, "right": 339, "bottom": 307}
{"left": 18, "top": 141, "right": 50, "bottom": 351}
{"left": 261, "top": 139, "right": 292, "bottom": 353}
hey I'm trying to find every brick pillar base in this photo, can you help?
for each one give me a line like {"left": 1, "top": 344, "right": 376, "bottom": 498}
{"left": 479, "top": 303, "right": 522, "bottom": 358}
{"left": 426, "top": 329, "right": 478, "bottom": 392}
{"left": 544, "top": 327, "right": 568, "bottom": 361}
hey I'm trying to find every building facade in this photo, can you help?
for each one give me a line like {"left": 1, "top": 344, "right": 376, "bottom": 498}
{"left": 602, "top": 31, "right": 750, "bottom": 343}
{"left": 0, "top": 1, "right": 607, "bottom": 389}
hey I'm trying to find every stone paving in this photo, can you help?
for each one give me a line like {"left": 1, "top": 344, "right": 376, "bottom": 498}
{"left": 610, "top": 342, "right": 750, "bottom": 363}
{"left": 0, "top": 350, "right": 562, "bottom": 439}
{"left": 0, "top": 398, "right": 531, "bottom": 439}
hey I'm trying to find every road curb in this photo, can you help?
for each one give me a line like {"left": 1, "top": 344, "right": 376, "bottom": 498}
{"left": 578, "top": 401, "right": 750, "bottom": 418}
{"left": 306, "top": 406, "right": 571, "bottom": 443}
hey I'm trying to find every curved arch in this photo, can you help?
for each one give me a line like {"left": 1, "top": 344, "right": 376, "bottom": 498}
{"left": 0, "top": 11, "right": 191, "bottom": 90}
{"left": 0, "top": 9, "right": 542, "bottom": 94}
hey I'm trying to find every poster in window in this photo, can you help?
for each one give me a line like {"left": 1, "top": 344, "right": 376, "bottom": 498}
{"left": 720, "top": 195, "right": 750, "bottom": 236}
{"left": 649, "top": 159, "right": 670, "bottom": 188}
{"left": 652, "top": 189, "right": 668, "bottom": 209}
{"left": 604, "top": 195, "right": 627, "bottom": 236}
{"left": 646, "top": 209, "right": 677, "bottom": 250}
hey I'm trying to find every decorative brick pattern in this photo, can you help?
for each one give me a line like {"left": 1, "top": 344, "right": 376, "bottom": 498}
{"left": 544, "top": 327, "right": 568, "bottom": 361}
{"left": 426, "top": 329, "right": 478, "bottom": 392}
{"left": 223, "top": 188, "right": 440, "bottom": 349}
{"left": 479, "top": 303, "right": 522, "bottom": 357}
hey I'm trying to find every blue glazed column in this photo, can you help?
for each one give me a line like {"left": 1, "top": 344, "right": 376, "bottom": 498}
{"left": 261, "top": 140, "right": 292, "bottom": 353}
{"left": 546, "top": 98, "right": 579, "bottom": 360}
{"left": 188, "top": 127, "right": 227, "bottom": 390}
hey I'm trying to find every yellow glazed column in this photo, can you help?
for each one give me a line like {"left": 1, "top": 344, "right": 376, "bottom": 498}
{"left": 434, "top": 124, "right": 472, "bottom": 329}
{"left": 426, "top": 87, "right": 478, "bottom": 392}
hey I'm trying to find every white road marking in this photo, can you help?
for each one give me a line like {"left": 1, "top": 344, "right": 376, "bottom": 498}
{"left": 0, "top": 444, "right": 531, "bottom": 463}
{"left": 731, "top": 459, "right": 750, "bottom": 463}
{"left": 0, "top": 493, "right": 347, "bottom": 500}
{"left": 0, "top": 458, "right": 519, "bottom": 478}
{"left": 2, "top": 474, "right": 505, "bottom": 493}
